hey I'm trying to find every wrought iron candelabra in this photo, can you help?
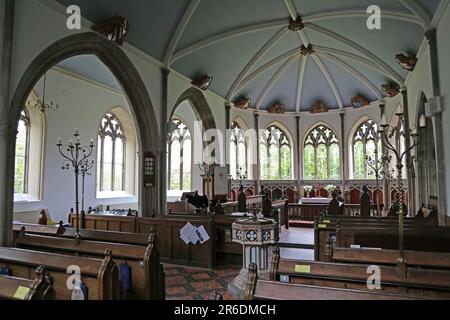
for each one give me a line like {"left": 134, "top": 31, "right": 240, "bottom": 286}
{"left": 379, "top": 106, "right": 424, "bottom": 263}
{"left": 236, "top": 166, "right": 247, "bottom": 186}
{"left": 57, "top": 129, "right": 95, "bottom": 236}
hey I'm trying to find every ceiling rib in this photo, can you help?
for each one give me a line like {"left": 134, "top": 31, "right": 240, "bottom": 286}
{"left": 226, "top": 27, "right": 289, "bottom": 101}
{"left": 172, "top": 19, "right": 286, "bottom": 63}
{"left": 398, "top": 0, "right": 431, "bottom": 29}
{"left": 304, "top": 9, "right": 423, "bottom": 28}
{"left": 307, "top": 23, "right": 405, "bottom": 85}
{"left": 173, "top": 7, "right": 422, "bottom": 64}
{"left": 311, "top": 54, "right": 344, "bottom": 109}
{"left": 282, "top": 0, "right": 310, "bottom": 45}
{"left": 163, "top": 0, "right": 201, "bottom": 67}
{"left": 314, "top": 46, "right": 399, "bottom": 82}
{"left": 295, "top": 55, "right": 307, "bottom": 113}
{"left": 317, "top": 52, "right": 383, "bottom": 100}
{"left": 236, "top": 47, "right": 301, "bottom": 92}
{"left": 255, "top": 56, "right": 298, "bottom": 110}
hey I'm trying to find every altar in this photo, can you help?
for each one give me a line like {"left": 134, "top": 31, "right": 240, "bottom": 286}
{"left": 289, "top": 197, "right": 333, "bottom": 224}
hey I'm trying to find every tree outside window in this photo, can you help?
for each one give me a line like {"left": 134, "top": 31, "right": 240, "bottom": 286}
{"left": 260, "top": 126, "right": 291, "bottom": 180}
{"left": 167, "top": 118, "right": 192, "bottom": 191}
{"left": 304, "top": 125, "right": 340, "bottom": 180}
{"left": 97, "top": 112, "right": 126, "bottom": 192}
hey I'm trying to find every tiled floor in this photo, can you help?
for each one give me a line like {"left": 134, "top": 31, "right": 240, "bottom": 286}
{"left": 164, "top": 264, "right": 240, "bottom": 300}
{"left": 164, "top": 228, "right": 315, "bottom": 300}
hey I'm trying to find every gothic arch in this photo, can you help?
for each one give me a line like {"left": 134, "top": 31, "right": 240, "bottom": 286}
{"left": 170, "top": 87, "right": 217, "bottom": 133}
{"left": 6, "top": 33, "right": 162, "bottom": 242}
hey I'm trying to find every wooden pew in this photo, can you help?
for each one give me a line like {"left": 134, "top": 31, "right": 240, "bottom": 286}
{"left": 314, "top": 217, "right": 445, "bottom": 261}
{"left": 0, "top": 247, "right": 119, "bottom": 300}
{"left": 245, "top": 263, "right": 436, "bottom": 300}
{"left": 14, "top": 230, "right": 165, "bottom": 300}
{"left": 270, "top": 249, "right": 450, "bottom": 299}
{"left": 332, "top": 247, "right": 450, "bottom": 269}
{"left": 69, "top": 214, "right": 135, "bottom": 233}
{"left": 135, "top": 215, "right": 215, "bottom": 268}
{"left": 0, "top": 266, "right": 54, "bottom": 300}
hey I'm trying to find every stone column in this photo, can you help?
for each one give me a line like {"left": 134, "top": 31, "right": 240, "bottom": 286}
{"left": 339, "top": 112, "right": 346, "bottom": 193}
{"left": 225, "top": 102, "right": 231, "bottom": 175}
{"left": 401, "top": 89, "right": 415, "bottom": 217}
{"left": 425, "top": 29, "right": 447, "bottom": 226}
{"left": 254, "top": 112, "right": 260, "bottom": 193}
{"left": 295, "top": 115, "right": 301, "bottom": 201}
{"left": 0, "top": 0, "right": 15, "bottom": 246}
{"left": 160, "top": 68, "right": 170, "bottom": 216}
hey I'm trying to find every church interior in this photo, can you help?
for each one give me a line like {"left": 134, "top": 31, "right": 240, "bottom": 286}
{"left": 1, "top": 0, "right": 450, "bottom": 301}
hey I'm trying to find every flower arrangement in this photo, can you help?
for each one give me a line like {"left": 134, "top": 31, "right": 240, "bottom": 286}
{"left": 325, "top": 185, "right": 336, "bottom": 195}
{"left": 304, "top": 186, "right": 313, "bottom": 197}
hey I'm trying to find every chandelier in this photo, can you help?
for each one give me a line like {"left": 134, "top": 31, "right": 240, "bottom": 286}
{"left": 27, "top": 73, "right": 59, "bottom": 114}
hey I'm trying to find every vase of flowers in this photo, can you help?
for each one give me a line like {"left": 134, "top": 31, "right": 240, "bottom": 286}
{"left": 304, "top": 186, "right": 313, "bottom": 198}
{"left": 325, "top": 185, "right": 336, "bottom": 198}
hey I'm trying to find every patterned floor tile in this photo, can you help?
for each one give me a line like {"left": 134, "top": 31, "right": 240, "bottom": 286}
{"left": 164, "top": 264, "right": 240, "bottom": 300}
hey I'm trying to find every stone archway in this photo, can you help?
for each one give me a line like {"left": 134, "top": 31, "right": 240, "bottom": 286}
{"left": 3, "top": 32, "right": 162, "bottom": 244}
{"left": 170, "top": 87, "right": 217, "bottom": 133}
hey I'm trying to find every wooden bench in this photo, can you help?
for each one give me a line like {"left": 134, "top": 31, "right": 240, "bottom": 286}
{"left": 245, "top": 263, "right": 437, "bottom": 300}
{"left": 314, "top": 217, "right": 447, "bottom": 260}
{"left": 0, "top": 266, "right": 54, "bottom": 300}
{"left": 0, "top": 247, "right": 119, "bottom": 300}
{"left": 14, "top": 230, "right": 165, "bottom": 300}
{"left": 271, "top": 247, "right": 450, "bottom": 299}
{"left": 332, "top": 247, "right": 450, "bottom": 269}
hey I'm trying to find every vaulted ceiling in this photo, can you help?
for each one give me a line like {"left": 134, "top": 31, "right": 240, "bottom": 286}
{"left": 57, "top": 0, "right": 443, "bottom": 112}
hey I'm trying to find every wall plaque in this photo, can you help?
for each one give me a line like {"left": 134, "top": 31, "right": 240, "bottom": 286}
{"left": 143, "top": 151, "right": 156, "bottom": 188}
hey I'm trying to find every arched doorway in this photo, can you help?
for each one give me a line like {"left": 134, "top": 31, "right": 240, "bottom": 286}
{"left": 416, "top": 93, "right": 437, "bottom": 207}
{"left": 4, "top": 32, "right": 161, "bottom": 244}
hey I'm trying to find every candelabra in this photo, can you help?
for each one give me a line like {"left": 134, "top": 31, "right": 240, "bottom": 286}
{"left": 57, "top": 129, "right": 95, "bottom": 236}
{"left": 236, "top": 166, "right": 247, "bottom": 185}
{"left": 80, "top": 158, "right": 95, "bottom": 212}
{"left": 365, "top": 145, "right": 386, "bottom": 217}
{"left": 379, "top": 106, "right": 425, "bottom": 262}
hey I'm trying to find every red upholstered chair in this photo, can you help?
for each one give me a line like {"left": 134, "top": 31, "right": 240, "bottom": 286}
{"left": 350, "top": 188, "right": 361, "bottom": 204}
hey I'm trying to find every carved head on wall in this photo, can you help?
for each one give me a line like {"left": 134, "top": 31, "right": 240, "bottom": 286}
{"left": 192, "top": 74, "right": 213, "bottom": 90}
{"left": 234, "top": 97, "right": 252, "bottom": 110}
{"left": 92, "top": 16, "right": 129, "bottom": 45}
{"left": 395, "top": 52, "right": 417, "bottom": 71}
{"left": 381, "top": 83, "right": 400, "bottom": 97}
{"left": 351, "top": 96, "right": 369, "bottom": 109}
{"left": 310, "top": 101, "right": 328, "bottom": 114}
{"left": 267, "top": 103, "right": 285, "bottom": 114}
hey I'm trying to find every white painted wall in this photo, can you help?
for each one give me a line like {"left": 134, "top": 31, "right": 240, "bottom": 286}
{"left": 14, "top": 67, "right": 138, "bottom": 223}
{"left": 437, "top": 3, "right": 450, "bottom": 218}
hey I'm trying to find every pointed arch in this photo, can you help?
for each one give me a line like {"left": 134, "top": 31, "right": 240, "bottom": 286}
{"left": 303, "top": 124, "right": 341, "bottom": 180}
{"left": 7, "top": 32, "right": 162, "bottom": 232}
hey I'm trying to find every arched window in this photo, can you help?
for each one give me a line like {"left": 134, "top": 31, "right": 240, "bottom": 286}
{"left": 230, "top": 122, "right": 248, "bottom": 179}
{"left": 167, "top": 118, "right": 192, "bottom": 190}
{"left": 352, "top": 119, "right": 381, "bottom": 179}
{"left": 260, "top": 125, "right": 291, "bottom": 180}
{"left": 304, "top": 125, "right": 340, "bottom": 180}
{"left": 14, "top": 110, "right": 30, "bottom": 194}
{"left": 97, "top": 112, "right": 125, "bottom": 192}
